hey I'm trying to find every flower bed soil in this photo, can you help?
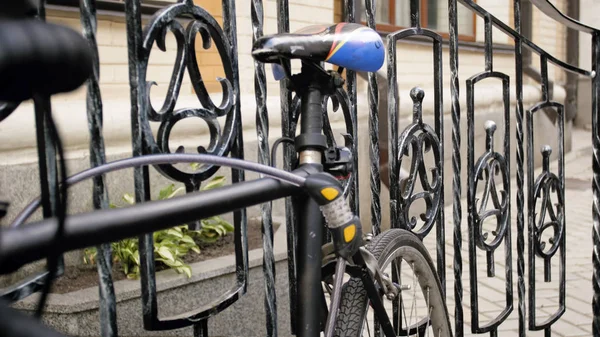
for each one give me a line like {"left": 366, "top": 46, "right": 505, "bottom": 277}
{"left": 51, "top": 218, "right": 275, "bottom": 294}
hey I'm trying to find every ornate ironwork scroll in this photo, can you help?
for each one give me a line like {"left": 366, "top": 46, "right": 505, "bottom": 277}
{"left": 386, "top": 3, "right": 446, "bottom": 333}
{"left": 453, "top": 0, "right": 599, "bottom": 335}
{"left": 466, "top": 79, "right": 512, "bottom": 337}
{"left": 386, "top": 3, "right": 445, "bottom": 285}
{"left": 466, "top": 16, "right": 513, "bottom": 336}
{"left": 526, "top": 56, "right": 566, "bottom": 334}
{"left": 124, "top": 0, "right": 246, "bottom": 334}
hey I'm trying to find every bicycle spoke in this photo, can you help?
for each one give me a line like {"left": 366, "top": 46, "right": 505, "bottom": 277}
{"left": 410, "top": 262, "right": 417, "bottom": 336}
{"left": 426, "top": 287, "right": 431, "bottom": 337}
{"left": 365, "top": 312, "right": 372, "bottom": 337}
{"left": 394, "top": 259, "right": 402, "bottom": 335}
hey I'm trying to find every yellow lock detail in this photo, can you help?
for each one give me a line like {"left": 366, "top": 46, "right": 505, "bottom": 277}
{"left": 343, "top": 224, "right": 356, "bottom": 243}
{"left": 320, "top": 187, "right": 339, "bottom": 201}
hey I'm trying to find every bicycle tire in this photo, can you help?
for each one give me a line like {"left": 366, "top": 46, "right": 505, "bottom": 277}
{"left": 334, "top": 229, "right": 452, "bottom": 337}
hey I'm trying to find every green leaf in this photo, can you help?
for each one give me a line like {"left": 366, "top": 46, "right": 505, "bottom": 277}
{"left": 156, "top": 246, "right": 176, "bottom": 262}
{"left": 158, "top": 184, "right": 175, "bottom": 200}
{"left": 191, "top": 246, "right": 200, "bottom": 254}
{"left": 160, "top": 259, "right": 184, "bottom": 268}
{"left": 164, "top": 229, "right": 183, "bottom": 239}
{"left": 189, "top": 162, "right": 202, "bottom": 171}
{"left": 201, "top": 176, "right": 226, "bottom": 191}
{"left": 132, "top": 253, "right": 140, "bottom": 266}
{"left": 219, "top": 220, "right": 235, "bottom": 232}
{"left": 199, "top": 235, "right": 218, "bottom": 243}
{"left": 180, "top": 235, "right": 196, "bottom": 245}
{"left": 177, "top": 266, "right": 192, "bottom": 278}
{"left": 165, "top": 186, "right": 184, "bottom": 199}
{"left": 122, "top": 193, "right": 135, "bottom": 205}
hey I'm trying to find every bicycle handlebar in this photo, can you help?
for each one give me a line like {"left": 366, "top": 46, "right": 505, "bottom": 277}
{"left": 0, "top": 19, "right": 92, "bottom": 102}
{"left": 0, "top": 175, "right": 299, "bottom": 274}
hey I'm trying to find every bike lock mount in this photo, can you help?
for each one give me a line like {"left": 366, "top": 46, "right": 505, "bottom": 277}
{"left": 304, "top": 173, "right": 362, "bottom": 260}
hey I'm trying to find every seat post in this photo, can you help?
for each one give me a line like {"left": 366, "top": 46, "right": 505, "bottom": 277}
{"left": 293, "top": 63, "right": 332, "bottom": 337}
{"left": 295, "top": 65, "right": 329, "bottom": 165}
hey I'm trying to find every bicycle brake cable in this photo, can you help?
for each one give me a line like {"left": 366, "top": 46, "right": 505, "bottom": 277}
{"left": 11, "top": 153, "right": 308, "bottom": 228}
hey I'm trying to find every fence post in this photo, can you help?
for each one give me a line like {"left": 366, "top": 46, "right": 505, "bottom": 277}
{"left": 591, "top": 31, "right": 600, "bottom": 337}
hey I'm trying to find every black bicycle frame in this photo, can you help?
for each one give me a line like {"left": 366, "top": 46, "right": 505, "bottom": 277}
{"left": 0, "top": 59, "right": 398, "bottom": 336}
{"left": 0, "top": 175, "right": 301, "bottom": 275}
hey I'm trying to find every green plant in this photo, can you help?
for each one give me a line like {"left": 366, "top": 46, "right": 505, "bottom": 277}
{"left": 83, "top": 177, "right": 233, "bottom": 279}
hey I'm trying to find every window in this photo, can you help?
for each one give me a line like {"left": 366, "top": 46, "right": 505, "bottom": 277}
{"left": 359, "top": 0, "right": 476, "bottom": 41}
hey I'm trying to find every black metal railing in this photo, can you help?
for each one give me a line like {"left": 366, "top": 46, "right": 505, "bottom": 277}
{"left": 0, "top": 0, "right": 599, "bottom": 336}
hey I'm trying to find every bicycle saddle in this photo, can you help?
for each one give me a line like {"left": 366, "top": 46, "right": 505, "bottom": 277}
{"left": 0, "top": 19, "right": 93, "bottom": 102}
{"left": 252, "top": 23, "right": 384, "bottom": 73}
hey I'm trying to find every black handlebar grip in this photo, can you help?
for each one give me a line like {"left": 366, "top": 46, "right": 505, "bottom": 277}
{"left": 0, "top": 1, "right": 40, "bottom": 19}
{"left": 0, "top": 300, "right": 67, "bottom": 337}
{"left": 0, "top": 19, "right": 93, "bottom": 102}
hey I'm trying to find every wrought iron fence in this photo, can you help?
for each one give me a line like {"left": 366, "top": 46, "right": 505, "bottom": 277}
{"left": 0, "top": 0, "right": 599, "bottom": 336}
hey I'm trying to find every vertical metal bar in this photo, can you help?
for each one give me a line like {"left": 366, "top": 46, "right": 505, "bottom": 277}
{"left": 591, "top": 31, "right": 600, "bottom": 337}
{"left": 276, "top": 0, "right": 297, "bottom": 333}
{"left": 387, "top": 34, "right": 399, "bottom": 234}
{"left": 364, "top": 0, "right": 381, "bottom": 236}
{"left": 124, "top": 0, "right": 157, "bottom": 328}
{"left": 32, "top": 0, "right": 65, "bottom": 316}
{"left": 344, "top": 0, "right": 359, "bottom": 215}
{"left": 410, "top": 0, "right": 420, "bottom": 28}
{"left": 448, "top": 0, "right": 463, "bottom": 336}
{"left": 193, "top": 321, "right": 208, "bottom": 337}
{"left": 79, "top": 0, "right": 117, "bottom": 335}
{"left": 540, "top": 55, "right": 549, "bottom": 102}
{"left": 527, "top": 103, "right": 535, "bottom": 332}
{"left": 513, "top": 1, "right": 527, "bottom": 336}
{"left": 251, "top": 0, "right": 276, "bottom": 335}
{"left": 559, "top": 105, "right": 566, "bottom": 333}
{"left": 565, "top": 0, "right": 579, "bottom": 122}
{"left": 222, "top": 3, "right": 248, "bottom": 336}
{"left": 386, "top": 32, "right": 401, "bottom": 333}
{"left": 222, "top": 0, "right": 247, "bottom": 289}
{"left": 433, "top": 36, "right": 446, "bottom": 293}
{"left": 484, "top": 14, "right": 493, "bottom": 72}
{"left": 466, "top": 77, "right": 477, "bottom": 332}
{"left": 222, "top": 0, "right": 247, "bottom": 335}
{"left": 33, "top": 95, "right": 56, "bottom": 227}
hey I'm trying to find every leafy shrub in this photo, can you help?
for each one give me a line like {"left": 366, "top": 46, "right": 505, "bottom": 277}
{"left": 84, "top": 177, "right": 233, "bottom": 279}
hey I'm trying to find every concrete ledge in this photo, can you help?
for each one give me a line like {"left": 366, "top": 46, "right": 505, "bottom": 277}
{"left": 13, "top": 217, "right": 292, "bottom": 337}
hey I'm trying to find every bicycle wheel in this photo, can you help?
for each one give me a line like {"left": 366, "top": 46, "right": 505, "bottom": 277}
{"left": 334, "top": 229, "right": 451, "bottom": 337}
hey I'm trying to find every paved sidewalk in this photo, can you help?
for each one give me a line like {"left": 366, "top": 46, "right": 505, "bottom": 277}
{"left": 431, "top": 128, "right": 596, "bottom": 337}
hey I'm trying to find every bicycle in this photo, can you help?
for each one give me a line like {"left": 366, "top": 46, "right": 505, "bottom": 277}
{"left": 0, "top": 18, "right": 451, "bottom": 337}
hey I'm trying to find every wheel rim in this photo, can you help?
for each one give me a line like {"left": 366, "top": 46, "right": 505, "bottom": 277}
{"left": 359, "top": 245, "right": 446, "bottom": 337}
